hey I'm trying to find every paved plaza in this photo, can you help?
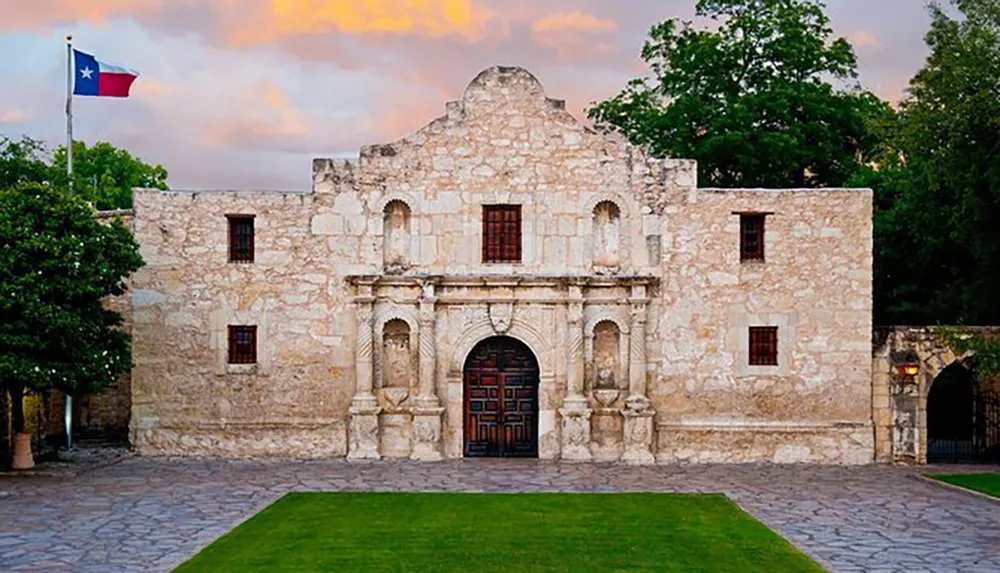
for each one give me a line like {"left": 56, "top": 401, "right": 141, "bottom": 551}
{"left": 1, "top": 454, "right": 998, "bottom": 573}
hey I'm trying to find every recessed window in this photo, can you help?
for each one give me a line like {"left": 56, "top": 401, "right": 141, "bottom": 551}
{"left": 739, "top": 214, "right": 766, "bottom": 262}
{"left": 482, "top": 205, "right": 522, "bottom": 263}
{"left": 749, "top": 326, "right": 778, "bottom": 366}
{"left": 228, "top": 325, "right": 257, "bottom": 364}
{"left": 228, "top": 215, "right": 255, "bottom": 263}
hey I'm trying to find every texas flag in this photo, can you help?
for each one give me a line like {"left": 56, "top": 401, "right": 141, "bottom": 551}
{"left": 72, "top": 49, "right": 139, "bottom": 98}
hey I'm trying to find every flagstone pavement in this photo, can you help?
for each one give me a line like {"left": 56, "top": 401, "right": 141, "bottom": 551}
{"left": 0, "top": 454, "right": 998, "bottom": 573}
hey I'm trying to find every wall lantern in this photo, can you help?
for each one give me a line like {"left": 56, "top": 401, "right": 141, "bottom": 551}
{"left": 891, "top": 351, "right": 920, "bottom": 378}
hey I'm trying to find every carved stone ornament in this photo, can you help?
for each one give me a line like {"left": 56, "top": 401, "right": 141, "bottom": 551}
{"left": 489, "top": 302, "right": 514, "bottom": 335}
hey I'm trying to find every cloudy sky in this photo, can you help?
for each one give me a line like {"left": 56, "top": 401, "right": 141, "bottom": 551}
{"left": 0, "top": 0, "right": 933, "bottom": 191}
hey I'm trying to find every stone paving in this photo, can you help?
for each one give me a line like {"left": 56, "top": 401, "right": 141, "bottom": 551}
{"left": 1, "top": 454, "right": 998, "bottom": 573}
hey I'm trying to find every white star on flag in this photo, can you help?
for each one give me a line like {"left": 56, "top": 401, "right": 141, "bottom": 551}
{"left": 80, "top": 67, "right": 93, "bottom": 79}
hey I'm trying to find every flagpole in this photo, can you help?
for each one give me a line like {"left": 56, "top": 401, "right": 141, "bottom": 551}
{"left": 66, "top": 34, "right": 73, "bottom": 187}
{"left": 65, "top": 33, "right": 74, "bottom": 451}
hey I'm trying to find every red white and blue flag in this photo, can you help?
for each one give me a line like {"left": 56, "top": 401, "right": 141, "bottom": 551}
{"left": 72, "top": 49, "right": 139, "bottom": 98}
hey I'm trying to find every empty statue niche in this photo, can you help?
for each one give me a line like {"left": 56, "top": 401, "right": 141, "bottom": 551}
{"left": 593, "top": 320, "right": 621, "bottom": 391}
{"left": 590, "top": 319, "right": 625, "bottom": 461}
{"left": 383, "top": 200, "right": 411, "bottom": 274}
{"left": 381, "top": 319, "right": 414, "bottom": 396}
{"left": 592, "top": 201, "right": 621, "bottom": 272}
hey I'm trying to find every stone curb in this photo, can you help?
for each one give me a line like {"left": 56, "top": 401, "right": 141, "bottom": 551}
{"left": 915, "top": 474, "right": 1000, "bottom": 505}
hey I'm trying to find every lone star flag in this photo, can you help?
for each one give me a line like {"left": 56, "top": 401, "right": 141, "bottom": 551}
{"left": 72, "top": 49, "right": 138, "bottom": 98}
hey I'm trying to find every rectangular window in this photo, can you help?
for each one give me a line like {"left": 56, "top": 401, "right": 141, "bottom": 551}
{"left": 482, "top": 205, "right": 522, "bottom": 263}
{"left": 228, "top": 325, "right": 257, "bottom": 364}
{"left": 228, "top": 215, "right": 255, "bottom": 263}
{"left": 749, "top": 326, "right": 779, "bottom": 366}
{"left": 740, "top": 214, "right": 766, "bottom": 262}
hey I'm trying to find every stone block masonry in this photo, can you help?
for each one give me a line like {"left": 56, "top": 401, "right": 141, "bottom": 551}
{"left": 128, "top": 66, "right": 873, "bottom": 464}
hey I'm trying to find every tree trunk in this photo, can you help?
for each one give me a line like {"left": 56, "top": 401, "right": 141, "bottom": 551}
{"left": 9, "top": 382, "right": 25, "bottom": 435}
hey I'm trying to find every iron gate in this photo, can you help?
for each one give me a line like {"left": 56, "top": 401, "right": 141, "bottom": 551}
{"left": 927, "top": 383, "right": 1000, "bottom": 464}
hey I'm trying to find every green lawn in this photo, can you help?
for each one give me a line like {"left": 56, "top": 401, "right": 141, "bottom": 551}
{"left": 927, "top": 472, "right": 1000, "bottom": 498}
{"left": 173, "top": 492, "right": 825, "bottom": 573}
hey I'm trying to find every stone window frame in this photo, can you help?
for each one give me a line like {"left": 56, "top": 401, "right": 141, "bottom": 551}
{"left": 482, "top": 204, "right": 522, "bottom": 263}
{"left": 474, "top": 192, "right": 537, "bottom": 269}
{"left": 731, "top": 311, "right": 796, "bottom": 378}
{"left": 226, "top": 214, "right": 255, "bottom": 264}
{"left": 214, "top": 310, "right": 271, "bottom": 376}
{"left": 735, "top": 211, "right": 773, "bottom": 264}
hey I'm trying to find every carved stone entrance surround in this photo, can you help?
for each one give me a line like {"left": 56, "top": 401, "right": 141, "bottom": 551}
{"left": 346, "top": 275, "right": 658, "bottom": 462}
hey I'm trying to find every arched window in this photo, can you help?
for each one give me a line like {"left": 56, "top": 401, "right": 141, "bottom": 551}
{"left": 383, "top": 200, "right": 411, "bottom": 272}
{"left": 593, "top": 201, "right": 621, "bottom": 270}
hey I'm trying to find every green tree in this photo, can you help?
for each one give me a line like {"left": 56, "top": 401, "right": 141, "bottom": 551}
{"left": 857, "top": 0, "right": 1000, "bottom": 324}
{"left": 0, "top": 183, "right": 143, "bottom": 435}
{"left": 0, "top": 136, "right": 50, "bottom": 189}
{"left": 52, "top": 140, "right": 169, "bottom": 210}
{"left": 588, "top": 0, "right": 888, "bottom": 188}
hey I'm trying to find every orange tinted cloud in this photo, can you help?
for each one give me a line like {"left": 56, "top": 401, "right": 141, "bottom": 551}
{"left": 228, "top": 0, "right": 495, "bottom": 46}
{"left": 0, "top": 0, "right": 163, "bottom": 32}
{"left": 200, "top": 82, "right": 309, "bottom": 148}
{"left": 532, "top": 11, "right": 617, "bottom": 34}
{"left": 531, "top": 11, "right": 617, "bottom": 62}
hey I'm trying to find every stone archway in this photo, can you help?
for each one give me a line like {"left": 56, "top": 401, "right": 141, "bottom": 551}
{"left": 462, "top": 336, "right": 539, "bottom": 458}
{"left": 926, "top": 363, "right": 976, "bottom": 463}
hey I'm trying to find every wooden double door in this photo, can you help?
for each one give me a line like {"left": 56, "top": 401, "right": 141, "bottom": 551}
{"left": 463, "top": 337, "right": 539, "bottom": 458}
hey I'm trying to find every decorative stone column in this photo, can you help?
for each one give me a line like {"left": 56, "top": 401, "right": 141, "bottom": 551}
{"left": 621, "top": 283, "right": 655, "bottom": 464}
{"left": 559, "top": 281, "right": 592, "bottom": 461}
{"left": 890, "top": 366, "right": 920, "bottom": 464}
{"left": 348, "top": 279, "right": 381, "bottom": 460}
{"left": 411, "top": 279, "right": 445, "bottom": 461}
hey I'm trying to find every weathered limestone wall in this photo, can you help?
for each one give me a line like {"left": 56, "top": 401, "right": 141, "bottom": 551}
{"left": 130, "top": 66, "right": 874, "bottom": 464}
{"left": 652, "top": 188, "right": 874, "bottom": 464}
{"left": 130, "top": 191, "right": 354, "bottom": 456}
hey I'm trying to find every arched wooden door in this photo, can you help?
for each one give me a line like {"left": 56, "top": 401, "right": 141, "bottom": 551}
{"left": 463, "top": 337, "right": 539, "bottom": 458}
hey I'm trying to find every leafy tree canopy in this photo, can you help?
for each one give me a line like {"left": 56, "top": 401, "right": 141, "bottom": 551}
{"left": 0, "top": 135, "right": 167, "bottom": 210}
{"left": 0, "top": 183, "right": 143, "bottom": 432}
{"left": 588, "top": 0, "right": 888, "bottom": 188}
{"left": 854, "top": 0, "right": 1000, "bottom": 325}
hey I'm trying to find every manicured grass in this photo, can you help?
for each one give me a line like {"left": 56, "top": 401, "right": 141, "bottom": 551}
{"left": 927, "top": 472, "right": 1000, "bottom": 498}
{"left": 174, "top": 492, "right": 825, "bottom": 573}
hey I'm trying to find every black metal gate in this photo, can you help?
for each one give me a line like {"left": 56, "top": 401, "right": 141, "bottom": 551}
{"left": 927, "top": 371, "right": 1000, "bottom": 464}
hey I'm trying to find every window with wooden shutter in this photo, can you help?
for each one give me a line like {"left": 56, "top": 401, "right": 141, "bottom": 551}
{"left": 748, "top": 326, "right": 778, "bottom": 366}
{"left": 228, "top": 215, "right": 255, "bottom": 263}
{"left": 739, "top": 214, "right": 766, "bottom": 262}
{"left": 482, "top": 205, "right": 522, "bottom": 263}
{"left": 228, "top": 325, "right": 257, "bottom": 364}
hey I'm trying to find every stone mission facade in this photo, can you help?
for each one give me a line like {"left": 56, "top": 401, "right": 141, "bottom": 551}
{"left": 129, "top": 67, "right": 874, "bottom": 464}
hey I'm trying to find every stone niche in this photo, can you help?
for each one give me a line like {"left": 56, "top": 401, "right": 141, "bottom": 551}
{"left": 382, "top": 200, "right": 411, "bottom": 274}
{"left": 592, "top": 201, "right": 621, "bottom": 273}
{"left": 377, "top": 318, "right": 416, "bottom": 458}
{"left": 586, "top": 317, "right": 629, "bottom": 461}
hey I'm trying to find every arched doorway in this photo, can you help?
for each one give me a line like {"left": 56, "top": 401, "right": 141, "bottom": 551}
{"left": 463, "top": 336, "right": 539, "bottom": 458}
{"left": 927, "top": 363, "right": 975, "bottom": 463}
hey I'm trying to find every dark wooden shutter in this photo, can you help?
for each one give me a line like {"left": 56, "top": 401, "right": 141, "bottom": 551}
{"left": 482, "top": 205, "right": 521, "bottom": 263}
{"left": 228, "top": 325, "right": 257, "bottom": 364}
{"left": 740, "top": 214, "right": 766, "bottom": 262}
{"left": 228, "top": 215, "right": 255, "bottom": 263}
{"left": 749, "top": 326, "right": 778, "bottom": 366}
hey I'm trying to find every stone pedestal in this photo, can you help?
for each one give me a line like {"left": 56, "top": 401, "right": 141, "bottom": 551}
{"left": 559, "top": 396, "right": 593, "bottom": 461}
{"left": 621, "top": 397, "right": 655, "bottom": 465}
{"left": 347, "top": 394, "right": 381, "bottom": 460}
{"left": 411, "top": 400, "right": 445, "bottom": 461}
